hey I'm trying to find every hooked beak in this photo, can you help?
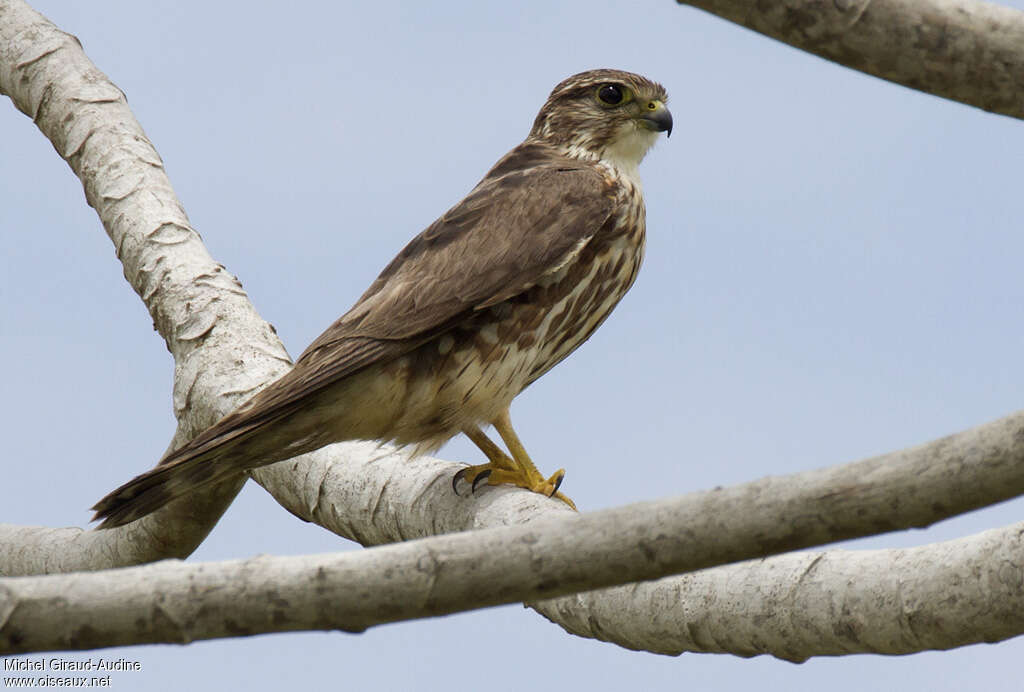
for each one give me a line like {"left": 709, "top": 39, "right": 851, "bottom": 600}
{"left": 640, "top": 100, "right": 673, "bottom": 137}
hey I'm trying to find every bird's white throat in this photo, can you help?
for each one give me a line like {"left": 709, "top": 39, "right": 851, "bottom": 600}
{"left": 599, "top": 124, "right": 660, "bottom": 183}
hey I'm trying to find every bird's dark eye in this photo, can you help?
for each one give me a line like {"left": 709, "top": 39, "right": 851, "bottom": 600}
{"left": 597, "top": 84, "right": 624, "bottom": 105}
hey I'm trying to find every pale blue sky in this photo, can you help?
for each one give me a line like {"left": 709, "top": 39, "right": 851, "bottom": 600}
{"left": 3, "top": 1, "right": 1024, "bottom": 690}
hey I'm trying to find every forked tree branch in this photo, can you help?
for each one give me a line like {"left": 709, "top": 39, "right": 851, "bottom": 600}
{"left": 0, "top": 0, "right": 288, "bottom": 571}
{"left": 2, "top": 0, "right": 1023, "bottom": 660}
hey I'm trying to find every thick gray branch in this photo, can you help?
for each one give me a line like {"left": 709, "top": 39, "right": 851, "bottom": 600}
{"left": 3, "top": 473, "right": 1023, "bottom": 654}
{"left": 679, "top": 0, "right": 1024, "bottom": 119}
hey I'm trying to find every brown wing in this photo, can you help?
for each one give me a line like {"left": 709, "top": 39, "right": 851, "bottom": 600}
{"left": 275, "top": 150, "right": 616, "bottom": 400}
{"left": 151, "top": 152, "right": 617, "bottom": 460}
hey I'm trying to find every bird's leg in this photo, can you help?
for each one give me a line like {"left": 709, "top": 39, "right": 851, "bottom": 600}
{"left": 454, "top": 414, "right": 576, "bottom": 510}
{"left": 492, "top": 408, "right": 576, "bottom": 510}
{"left": 453, "top": 425, "right": 518, "bottom": 494}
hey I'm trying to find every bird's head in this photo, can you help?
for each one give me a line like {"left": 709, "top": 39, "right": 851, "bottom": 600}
{"left": 530, "top": 69, "right": 671, "bottom": 175}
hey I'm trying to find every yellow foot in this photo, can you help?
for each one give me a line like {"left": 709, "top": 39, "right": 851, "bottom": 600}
{"left": 452, "top": 463, "right": 577, "bottom": 510}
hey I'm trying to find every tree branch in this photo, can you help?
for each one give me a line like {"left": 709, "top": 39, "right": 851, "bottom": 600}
{"left": 252, "top": 411, "right": 1024, "bottom": 550}
{"left": 248, "top": 412, "right": 1024, "bottom": 660}
{"left": 678, "top": 0, "right": 1024, "bottom": 120}
{"left": 536, "top": 523, "right": 1024, "bottom": 661}
{"left": 4, "top": 464, "right": 1024, "bottom": 654}
{"left": 8, "top": 413, "right": 1024, "bottom": 655}
{"left": 0, "top": 0, "right": 290, "bottom": 571}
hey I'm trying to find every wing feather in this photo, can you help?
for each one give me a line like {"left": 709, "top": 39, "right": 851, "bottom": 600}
{"left": 190, "top": 149, "right": 614, "bottom": 456}
{"left": 287, "top": 149, "right": 615, "bottom": 388}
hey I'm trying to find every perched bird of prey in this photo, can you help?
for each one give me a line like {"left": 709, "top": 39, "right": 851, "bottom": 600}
{"left": 92, "top": 69, "right": 671, "bottom": 528}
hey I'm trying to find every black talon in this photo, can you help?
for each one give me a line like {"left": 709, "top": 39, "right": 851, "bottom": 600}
{"left": 550, "top": 472, "right": 565, "bottom": 496}
{"left": 452, "top": 468, "right": 468, "bottom": 496}
{"left": 471, "top": 469, "right": 492, "bottom": 493}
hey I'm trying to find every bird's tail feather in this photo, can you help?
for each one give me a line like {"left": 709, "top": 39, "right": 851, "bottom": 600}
{"left": 91, "top": 405, "right": 318, "bottom": 529}
{"left": 91, "top": 446, "right": 249, "bottom": 529}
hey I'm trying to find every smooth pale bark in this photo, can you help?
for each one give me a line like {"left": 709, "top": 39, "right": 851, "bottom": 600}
{"left": 679, "top": 0, "right": 1024, "bottom": 120}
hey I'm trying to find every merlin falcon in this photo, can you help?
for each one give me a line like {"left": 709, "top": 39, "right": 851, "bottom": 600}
{"left": 93, "top": 69, "right": 672, "bottom": 528}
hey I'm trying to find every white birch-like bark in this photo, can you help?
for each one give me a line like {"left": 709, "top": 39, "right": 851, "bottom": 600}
{"left": 249, "top": 416, "right": 1024, "bottom": 660}
{"left": 679, "top": 0, "right": 1024, "bottom": 120}
{"left": 4, "top": 417, "right": 1024, "bottom": 656}
{"left": 2, "top": 0, "right": 1024, "bottom": 661}
{"left": 0, "top": 0, "right": 289, "bottom": 572}
{"left": 3, "top": 487, "right": 1023, "bottom": 655}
